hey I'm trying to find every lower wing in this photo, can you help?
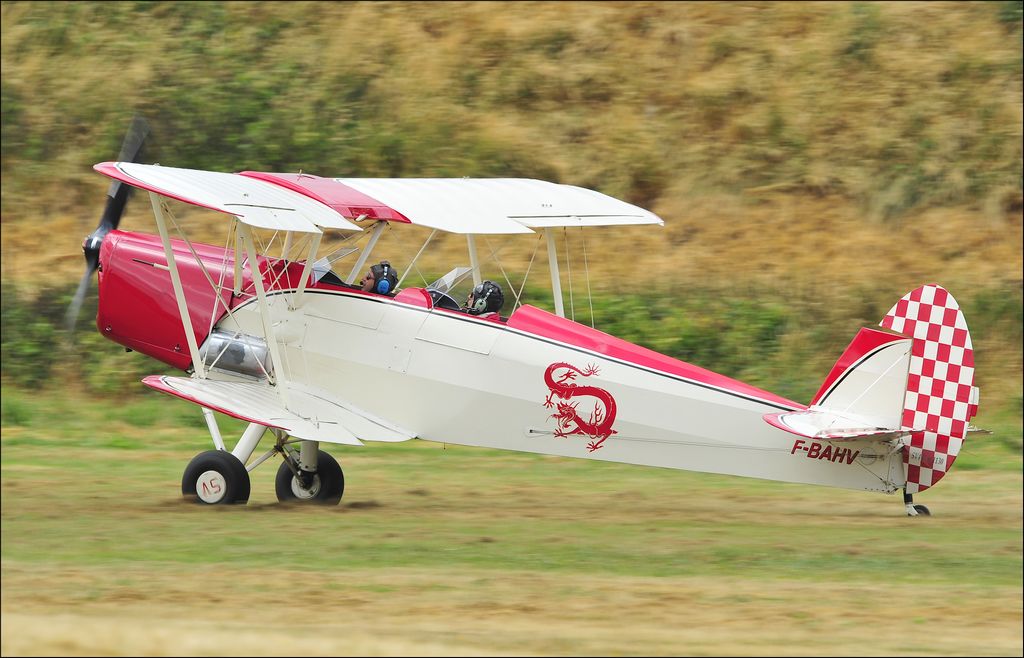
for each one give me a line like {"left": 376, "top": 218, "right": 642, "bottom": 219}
{"left": 143, "top": 375, "right": 415, "bottom": 446}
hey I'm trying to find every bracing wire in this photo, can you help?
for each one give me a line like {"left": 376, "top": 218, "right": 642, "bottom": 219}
{"left": 163, "top": 207, "right": 270, "bottom": 381}
{"left": 397, "top": 229, "right": 437, "bottom": 289}
{"left": 482, "top": 235, "right": 521, "bottom": 311}
{"left": 516, "top": 233, "right": 544, "bottom": 311}
{"left": 209, "top": 214, "right": 234, "bottom": 337}
{"left": 255, "top": 229, "right": 296, "bottom": 295}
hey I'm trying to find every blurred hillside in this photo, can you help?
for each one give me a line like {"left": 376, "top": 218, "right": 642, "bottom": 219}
{"left": 1, "top": 2, "right": 1021, "bottom": 413}
{"left": 2, "top": 1, "right": 1021, "bottom": 278}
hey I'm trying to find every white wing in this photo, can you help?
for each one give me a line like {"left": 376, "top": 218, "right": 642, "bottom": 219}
{"left": 144, "top": 376, "right": 414, "bottom": 445}
{"left": 336, "top": 178, "right": 664, "bottom": 234}
{"left": 95, "top": 162, "right": 362, "bottom": 233}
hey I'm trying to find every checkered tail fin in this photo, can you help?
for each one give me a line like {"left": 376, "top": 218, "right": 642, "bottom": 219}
{"left": 880, "top": 284, "right": 980, "bottom": 493}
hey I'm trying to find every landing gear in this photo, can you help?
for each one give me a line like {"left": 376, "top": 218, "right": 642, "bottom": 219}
{"left": 904, "top": 489, "right": 931, "bottom": 517}
{"left": 186, "top": 414, "right": 346, "bottom": 507}
{"left": 182, "top": 450, "right": 251, "bottom": 505}
{"left": 275, "top": 447, "right": 345, "bottom": 505}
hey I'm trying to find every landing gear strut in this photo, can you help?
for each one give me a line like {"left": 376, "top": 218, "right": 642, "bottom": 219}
{"left": 904, "top": 488, "right": 931, "bottom": 517}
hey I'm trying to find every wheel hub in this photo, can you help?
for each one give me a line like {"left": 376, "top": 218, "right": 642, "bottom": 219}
{"left": 196, "top": 470, "right": 228, "bottom": 503}
{"left": 290, "top": 473, "right": 322, "bottom": 500}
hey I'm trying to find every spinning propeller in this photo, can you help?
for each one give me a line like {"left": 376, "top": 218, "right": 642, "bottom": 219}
{"left": 65, "top": 115, "right": 150, "bottom": 333}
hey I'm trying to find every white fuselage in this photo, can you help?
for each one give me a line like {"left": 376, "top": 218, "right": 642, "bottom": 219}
{"left": 218, "top": 288, "right": 905, "bottom": 494}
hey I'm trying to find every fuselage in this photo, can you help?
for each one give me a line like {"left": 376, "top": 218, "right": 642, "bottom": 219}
{"left": 98, "top": 230, "right": 905, "bottom": 493}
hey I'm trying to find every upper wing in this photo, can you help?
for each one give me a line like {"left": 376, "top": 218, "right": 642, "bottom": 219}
{"left": 97, "top": 164, "right": 665, "bottom": 235}
{"left": 336, "top": 178, "right": 664, "bottom": 234}
{"left": 242, "top": 173, "right": 665, "bottom": 234}
{"left": 143, "top": 375, "right": 415, "bottom": 445}
{"left": 94, "top": 162, "right": 362, "bottom": 233}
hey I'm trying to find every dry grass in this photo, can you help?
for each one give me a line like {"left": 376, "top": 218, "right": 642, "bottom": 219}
{"left": 3, "top": 565, "right": 1022, "bottom": 657}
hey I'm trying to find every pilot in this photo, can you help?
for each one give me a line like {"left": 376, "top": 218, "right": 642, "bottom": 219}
{"left": 464, "top": 280, "right": 504, "bottom": 320}
{"left": 359, "top": 260, "right": 399, "bottom": 296}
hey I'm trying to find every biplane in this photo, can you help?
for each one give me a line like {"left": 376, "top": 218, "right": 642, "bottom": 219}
{"left": 70, "top": 121, "right": 982, "bottom": 515}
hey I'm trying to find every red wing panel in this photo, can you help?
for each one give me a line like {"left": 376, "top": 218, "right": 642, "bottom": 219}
{"left": 239, "top": 172, "right": 411, "bottom": 222}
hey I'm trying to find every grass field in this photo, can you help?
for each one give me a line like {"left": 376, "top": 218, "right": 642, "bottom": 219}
{"left": 1, "top": 387, "right": 1021, "bottom": 656}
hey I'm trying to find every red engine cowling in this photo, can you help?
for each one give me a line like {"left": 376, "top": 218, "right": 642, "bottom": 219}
{"left": 96, "top": 230, "right": 238, "bottom": 370}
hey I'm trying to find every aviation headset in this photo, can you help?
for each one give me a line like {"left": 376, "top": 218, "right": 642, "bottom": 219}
{"left": 468, "top": 280, "right": 504, "bottom": 315}
{"left": 369, "top": 261, "right": 398, "bottom": 295}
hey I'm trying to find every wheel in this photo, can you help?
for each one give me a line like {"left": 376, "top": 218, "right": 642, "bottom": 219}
{"left": 275, "top": 449, "right": 345, "bottom": 505}
{"left": 181, "top": 450, "right": 251, "bottom": 505}
{"left": 913, "top": 504, "right": 931, "bottom": 516}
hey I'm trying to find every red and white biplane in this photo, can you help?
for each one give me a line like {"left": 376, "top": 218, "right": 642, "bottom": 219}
{"left": 71, "top": 121, "right": 983, "bottom": 515}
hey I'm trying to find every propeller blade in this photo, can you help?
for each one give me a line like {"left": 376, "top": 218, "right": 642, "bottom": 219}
{"left": 101, "top": 114, "right": 150, "bottom": 232}
{"left": 66, "top": 114, "right": 150, "bottom": 335}
{"left": 65, "top": 262, "right": 95, "bottom": 333}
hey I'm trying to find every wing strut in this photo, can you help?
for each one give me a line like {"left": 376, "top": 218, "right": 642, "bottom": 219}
{"left": 150, "top": 192, "right": 208, "bottom": 378}
{"left": 238, "top": 222, "right": 290, "bottom": 407}
{"left": 467, "top": 234, "right": 482, "bottom": 286}
{"left": 292, "top": 232, "right": 322, "bottom": 307}
{"left": 231, "top": 227, "right": 242, "bottom": 296}
{"left": 282, "top": 231, "right": 294, "bottom": 260}
{"left": 545, "top": 228, "right": 566, "bottom": 318}
{"left": 345, "top": 217, "right": 383, "bottom": 285}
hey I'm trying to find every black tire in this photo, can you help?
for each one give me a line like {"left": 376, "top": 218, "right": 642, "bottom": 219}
{"left": 275, "top": 449, "right": 345, "bottom": 505}
{"left": 913, "top": 504, "right": 931, "bottom": 516}
{"left": 181, "top": 450, "right": 251, "bottom": 505}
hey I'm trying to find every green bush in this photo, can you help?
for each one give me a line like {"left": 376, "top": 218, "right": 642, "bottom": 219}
{"left": 1, "top": 281, "right": 167, "bottom": 394}
{"left": 0, "top": 283, "right": 62, "bottom": 385}
{"left": 0, "top": 392, "right": 32, "bottom": 426}
{"left": 997, "top": 0, "right": 1023, "bottom": 25}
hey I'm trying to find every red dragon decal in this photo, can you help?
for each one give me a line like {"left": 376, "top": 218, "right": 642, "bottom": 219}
{"left": 543, "top": 362, "right": 618, "bottom": 452}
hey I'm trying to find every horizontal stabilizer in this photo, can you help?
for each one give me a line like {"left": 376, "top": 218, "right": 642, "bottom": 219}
{"left": 143, "top": 376, "right": 415, "bottom": 446}
{"left": 764, "top": 409, "right": 907, "bottom": 442}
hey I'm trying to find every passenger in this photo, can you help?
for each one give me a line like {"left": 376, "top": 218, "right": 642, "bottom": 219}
{"left": 359, "top": 260, "right": 399, "bottom": 296}
{"left": 464, "top": 280, "right": 504, "bottom": 320}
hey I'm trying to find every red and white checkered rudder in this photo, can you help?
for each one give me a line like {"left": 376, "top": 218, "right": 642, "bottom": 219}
{"left": 880, "top": 284, "right": 979, "bottom": 493}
